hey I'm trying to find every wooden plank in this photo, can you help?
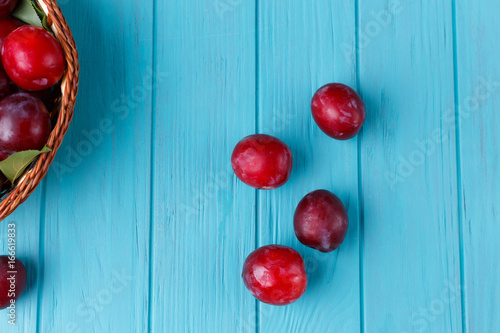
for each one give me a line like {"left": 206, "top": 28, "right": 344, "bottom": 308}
{"left": 36, "top": 1, "right": 153, "bottom": 332}
{"left": 454, "top": 0, "right": 500, "bottom": 331}
{"left": 256, "top": 1, "right": 361, "bottom": 332}
{"left": 0, "top": 188, "right": 43, "bottom": 332}
{"left": 150, "top": 1, "right": 256, "bottom": 332}
{"left": 2, "top": 1, "right": 499, "bottom": 332}
{"left": 358, "top": 1, "right": 463, "bottom": 332}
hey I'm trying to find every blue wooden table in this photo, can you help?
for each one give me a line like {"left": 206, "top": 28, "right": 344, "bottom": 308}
{"left": 1, "top": 0, "right": 499, "bottom": 332}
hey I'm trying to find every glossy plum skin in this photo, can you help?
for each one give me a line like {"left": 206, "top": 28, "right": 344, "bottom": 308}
{"left": 231, "top": 134, "right": 293, "bottom": 190}
{"left": 294, "top": 190, "right": 349, "bottom": 253}
{"left": 0, "top": 255, "right": 27, "bottom": 310}
{"left": 0, "top": 18, "right": 22, "bottom": 100}
{"left": 311, "top": 83, "right": 366, "bottom": 140}
{"left": 0, "top": 93, "right": 51, "bottom": 160}
{"left": 0, "top": 17, "right": 23, "bottom": 50}
{"left": 242, "top": 245, "right": 307, "bottom": 305}
{"left": 2, "top": 26, "right": 66, "bottom": 91}
{"left": 0, "top": 0, "right": 18, "bottom": 18}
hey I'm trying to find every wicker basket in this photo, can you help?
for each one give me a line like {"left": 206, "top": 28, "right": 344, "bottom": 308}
{"left": 0, "top": 0, "right": 79, "bottom": 220}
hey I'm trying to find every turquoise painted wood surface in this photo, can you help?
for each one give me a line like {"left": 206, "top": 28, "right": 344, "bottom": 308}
{"left": 0, "top": 0, "right": 499, "bottom": 332}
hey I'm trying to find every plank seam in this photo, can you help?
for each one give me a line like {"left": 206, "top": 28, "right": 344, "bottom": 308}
{"left": 451, "top": 0, "right": 467, "bottom": 332}
{"left": 147, "top": 0, "right": 158, "bottom": 331}
{"left": 254, "top": 1, "right": 260, "bottom": 333}
{"left": 355, "top": 0, "right": 365, "bottom": 332}
{"left": 35, "top": 180, "right": 47, "bottom": 331}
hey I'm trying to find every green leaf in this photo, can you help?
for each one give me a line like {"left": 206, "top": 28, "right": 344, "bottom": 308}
{"left": 11, "top": 0, "right": 50, "bottom": 30}
{"left": 0, "top": 146, "right": 51, "bottom": 183}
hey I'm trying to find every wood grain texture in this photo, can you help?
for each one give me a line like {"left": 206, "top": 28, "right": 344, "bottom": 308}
{"left": 150, "top": 0, "right": 257, "bottom": 332}
{"left": 256, "top": 1, "right": 360, "bottom": 332}
{"left": 0, "top": 188, "right": 43, "bottom": 332}
{"left": 455, "top": 0, "right": 500, "bottom": 331}
{"left": 0, "top": 0, "right": 499, "bottom": 332}
{"left": 36, "top": 1, "right": 152, "bottom": 332}
{"left": 358, "top": 1, "right": 463, "bottom": 332}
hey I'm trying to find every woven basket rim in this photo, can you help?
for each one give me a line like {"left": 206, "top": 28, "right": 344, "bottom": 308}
{"left": 0, "top": 0, "right": 79, "bottom": 220}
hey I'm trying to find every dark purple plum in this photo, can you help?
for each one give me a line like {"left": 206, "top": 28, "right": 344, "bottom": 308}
{"left": 294, "top": 190, "right": 349, "bottom": 252}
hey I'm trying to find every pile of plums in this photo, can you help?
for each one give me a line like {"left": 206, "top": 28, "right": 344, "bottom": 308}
{"left": 0, "top": 2, "right": 66, "bottom": 186}
{"left": 0, "top": 1, "right": 63, "bottom": 310}
{"left": 233, "top": 83, "right": 366, "bottom": 305}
